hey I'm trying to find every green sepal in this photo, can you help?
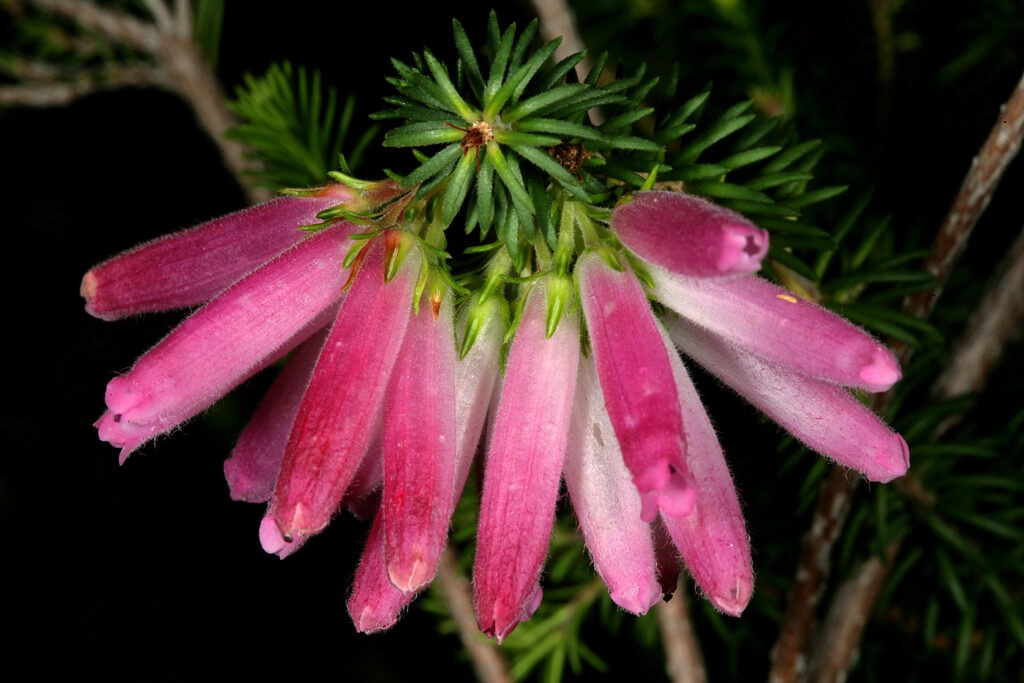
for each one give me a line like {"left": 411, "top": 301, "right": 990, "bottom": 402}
{"left": 544, "top": 275, "right": 574, "bottom": 339}
{"left": 460, "top": 292, "right": 506, "bottom": 359}
{"left": 341, "top": 233, "right": 377, "bottom": 269}
{"left": 385, "top": 231, "right": 414, "bottom": 283}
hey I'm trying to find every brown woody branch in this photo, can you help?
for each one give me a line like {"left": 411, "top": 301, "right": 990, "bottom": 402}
{"left": 6, "top": 0, "right": 269, "bottom": 202}
{"left": 770, "top": 69, "right": 1024, "bottom": 683}
{"left": 435, "top": 545, "right": 512, "bottom": 683}
{"left": 658, "top": 577, "right": 709, "bottom": 683}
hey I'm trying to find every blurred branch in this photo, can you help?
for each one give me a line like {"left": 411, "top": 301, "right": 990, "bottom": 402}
{"left": 529, "top": 0, "right": 592, "bottom": 82}
{"left": 771, "top": 68, "right": 1024, "bottom": 683}
{"left": 931, "top": 222, "right": 1024, "bottom": 406}
{"left": 769, "top": 467, "right": 861, "bottom": 683}
{"left": 529, "top": 0, "right": 605, "bottom": 124}
{"left": 3, "top": 0, "right": 270, "bottom": 202}
{"left": 0, "top": 60, "right": 170, "bottom": 105}
{"left": 435, "top": 545, "right": 512, "bottom": 683}
{"left": 804, "top": 540, "right": 901, "bottom": 682}
{"left": 901, "top": 70, "right": 1024, "bottom": 334}
{"left": 657, "top": 578, "right": 708, "bottom": 683}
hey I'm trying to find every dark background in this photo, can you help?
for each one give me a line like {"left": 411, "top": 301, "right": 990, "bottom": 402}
{"left": 3, "top": 1, "right": 1023, "bottom": 681}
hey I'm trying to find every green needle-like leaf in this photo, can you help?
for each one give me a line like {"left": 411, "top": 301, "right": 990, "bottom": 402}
{"left": 423, "top": 49, "right": 479, "bottom": 121}
{"left": 442, "top": 151, "right": 478, "bottom": 227}
{"left": 403, "top": 143, "right": 462, "bottom": 187}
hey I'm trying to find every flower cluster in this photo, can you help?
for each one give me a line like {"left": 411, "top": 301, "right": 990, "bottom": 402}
{"left": 84, "top": 14, "right": 908, "bottom": 641}
{"left": 86, "top": 183, "right": 907, "bottom": 639}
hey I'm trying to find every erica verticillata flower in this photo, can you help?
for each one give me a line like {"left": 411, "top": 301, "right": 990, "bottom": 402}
{"left": 85, "top": 14, "right": 909, "bottom": 643}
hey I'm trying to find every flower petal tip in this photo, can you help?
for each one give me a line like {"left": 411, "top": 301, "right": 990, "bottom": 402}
{"left": 718, "top": 224, "right": 769, "bottom": 275}
{"left": 223, "top": 458, "right": 263, "bottom": 503}
{"left": 94, "top": 410, "right": 141, "bottom": 464}
{"left": 639, "top": 472, "right": 696, "bottom": 522}
{"left": 609, "top": 583, "right": 663, "bottom": 616}
{"left": 273, "top": 502, "right": 317, "bottom": 541}
{"left": 479, "top": 585, "right": 543, "bottom": 643}
{"left": 707, "top": 575, "right": 754, "bottom": 617}
{"left": 258, "top": 515, "right": 289, "bottom": 555}
{"left": 80, "top": 271, "right": 106, "bottom": 319}
{"left": 388, "top": 557, "right": 433, "bottom": 595}
{"left": 868, "top": 433, "right": 910, "bottom": 483}
{"left": 351, "top": 606, "right": 399, "bottom": 635}
{"left": 858, "top": 346, "right": 902, "bottom": 392}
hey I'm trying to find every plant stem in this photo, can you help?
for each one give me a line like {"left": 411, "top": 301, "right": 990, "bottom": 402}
{"left": 13, "top": 0, "right": 269, "bottom": 202}
{"left": 658, "top": 577, "right": 708, "bottom": 683}
{"left": 435, "top": 545, "right": 513, "bottom": 683}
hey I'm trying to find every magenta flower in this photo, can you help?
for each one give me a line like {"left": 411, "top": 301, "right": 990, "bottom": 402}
{"left": 85, "top": 178, "right": 907, "bottom": 642}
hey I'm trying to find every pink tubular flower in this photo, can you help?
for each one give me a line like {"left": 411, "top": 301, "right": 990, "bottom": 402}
{"left": 381, "top": 292, "right": 457, "bottom": 592}
{"left": 612, "top": 191, "right": 908, "bottom": 486}
{"left": 86, "top": 177, "right": 907, "bottom": 642}
{"left": 270, "top": 230, "right": 422, "bottom": 540}
{"left": 563, "top": 355, "right": 663, "bottom": 616}
{"left": 224, "top": 330, "right": 329, "bottom": 504}
{"left": 611, "top": 190, "right": 769, "bottom": 277}
{"left": 577, "top": 250, "right": 695, "bottom": 522}
{"left": 95, "top": 223, "right": 358, "bottom": 461}
{"left": 473, "top": 281, "right": 581, "bottom": 641}
{"left": 655, "top": 323, "right": 752, "bottom": 616}
{"left": 665, "top": 315, "right": 909, "bottom": 482}
{"left": 81, "top": 185, "right": 354, "bottom": 320}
